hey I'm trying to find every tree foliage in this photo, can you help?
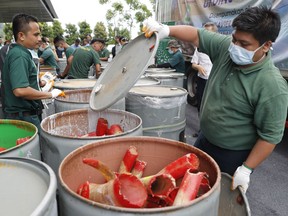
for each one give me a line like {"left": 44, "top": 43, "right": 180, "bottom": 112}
{"left": 99, "top": 0, "right": 153, "bottom": 38}
{"left": 52, "top": 20, "right": 64, "bottom": 38}
{"left": 3, "top": 23, "right": 13, "bottom": 41}
{"left": 94, "top": 22, "right": 108, "bottom": 40}
{"left": 65, "top": 23, "right": 79, "bottom": 45}
{"left": 78, "top": 21, "right": 92, "bottom": 40}
{"left": 39, "top": 22, "right": 53, "bottom": 38}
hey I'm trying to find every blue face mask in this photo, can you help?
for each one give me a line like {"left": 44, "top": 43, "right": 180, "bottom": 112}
{"left": 57, "top": 47, "right": 64, "bottom": 51}
{"left": 168, "top": 49, "right": 174, "bottom": 54}
{"left": 228, "top": 42, "right": 265, "bottom": 65}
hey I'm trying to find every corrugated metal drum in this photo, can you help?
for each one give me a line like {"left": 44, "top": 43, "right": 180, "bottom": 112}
{"left": 0, "top": 119, "right": 40, "bottom": 160}
{"left": 57, "top": 58, "right": 67, "bottom": 73}
{"left": 126, "top": 86, "right": 187, "bottom": 141}
{"left": 42, "top": 98, "right": 55, "bottom": 119}
{"left": 145, "top": 68, "right": 176, "bottom": 73}
{"left": 58, "top": 136, "right": 221, "bottom": 216}
{"left": 0, "top": 157, "right": 58, "bottom": 216}
{"left": 134, "top": 76, "right": 160, "bottom": 86}
{"left": 40, "top": 108, "right": 142, "bottom": 174}
{"left": 146, "top": 72, "right": 185, "bottom": 88}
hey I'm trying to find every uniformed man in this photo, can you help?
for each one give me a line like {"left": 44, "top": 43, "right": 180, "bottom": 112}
{"left": 95, "top": 38, "right": 110, "bottom": 61}
{"left": 53, "top": 36, "right": 75, "bottom": 78}
{"left": 1, "top": 14, "right": 63, "bottom": 131}
{"left": 38, "top": 37, "right": 59, "bottom": 73}
{"left": 67, "top": 39, "right": 101, "bottom": 79}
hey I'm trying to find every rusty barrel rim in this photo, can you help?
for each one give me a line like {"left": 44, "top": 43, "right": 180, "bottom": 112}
{"left": 59, "top": 136, "right": 221, "bottom": 213}
{"left": 40, "top": 108, "right": 142, "bottom": 139}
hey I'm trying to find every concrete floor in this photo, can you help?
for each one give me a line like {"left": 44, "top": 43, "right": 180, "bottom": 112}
{"left": 184, "top": 103, "right": 288, "bottom": 216}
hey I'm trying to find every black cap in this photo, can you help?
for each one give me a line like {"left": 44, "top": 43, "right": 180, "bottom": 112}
{"left": 90, "top": 38, "right": 105, "bottom": 45}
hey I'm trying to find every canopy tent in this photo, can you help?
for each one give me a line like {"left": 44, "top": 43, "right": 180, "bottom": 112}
{"left": 0, "top": 0, "right": 57, "bottom": 22}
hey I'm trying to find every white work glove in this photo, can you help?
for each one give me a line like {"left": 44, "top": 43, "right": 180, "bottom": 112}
{"left": 231, "top": 164, "right": 252, "bottom": 194}
{"left": 142, "top": 18, "right": 170, "bottom": 40}
{"left": 41, "top": 81, "right": 54, "bottom": 92}
{"left": 51, "top": 89, "right": 63, "bottom": 99}
{"left": 41, "top": 72, "right": 56, "bottom": 84}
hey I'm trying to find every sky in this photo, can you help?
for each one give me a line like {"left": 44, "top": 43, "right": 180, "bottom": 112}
{"left": 50, "top": 0, "right": 154, "bottom": 39}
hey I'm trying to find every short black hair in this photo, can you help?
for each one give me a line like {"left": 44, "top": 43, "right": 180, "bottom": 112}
{"left": 54, "top": 35, "right": 65, "bottom": 45}
{"left": 90, "top": 38, "right": 105, "bottom": 45}
{"left": 119, "top": 36, "right": 127, "bottom": 42}
{"left": 75, "top": 38, "right": 80, "bottom": 43}
{"left": 12, "top": 13, "right": 38, "bottom": 41}
{"left": 232, "top": 6, "right": 281, "bottom": 45}
{"left": 41, "top": 37, "right": 48, "bottom": 43}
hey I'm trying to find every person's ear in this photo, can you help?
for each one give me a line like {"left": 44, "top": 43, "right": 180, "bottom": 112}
{"left": 263, "top": 41, "right": 272, "bottom": 53}
{"left": 18, "top": 32, "right": 25, "bottom": 41}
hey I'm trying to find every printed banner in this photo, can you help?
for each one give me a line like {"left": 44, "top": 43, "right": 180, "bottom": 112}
{"left": 156, "top": 0, "right": 288, "bottom": 69}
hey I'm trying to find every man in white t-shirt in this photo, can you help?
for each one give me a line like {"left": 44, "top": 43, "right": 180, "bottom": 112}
{"left": 191, "top": 22, "right": 218, "bottom": 112}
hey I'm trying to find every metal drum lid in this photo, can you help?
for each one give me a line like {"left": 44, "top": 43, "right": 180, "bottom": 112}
{"left": 90, "top": 33, "right": 159, "bottom": 111}
{"left": 129, "top": 85, "right": 187, "bottom": 97}
{"left": 146, "top": 72, "right": 185, "bottom": 78}
{"left": 145, "top": 68, "right": 176, "bottom": 73}
{"left": 54, "top": 79, "right": 97, "bottom": 89}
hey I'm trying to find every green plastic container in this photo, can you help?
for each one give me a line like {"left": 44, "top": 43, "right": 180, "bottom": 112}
{"left": 0, "top": 119, "right": 40, "bottom": 159}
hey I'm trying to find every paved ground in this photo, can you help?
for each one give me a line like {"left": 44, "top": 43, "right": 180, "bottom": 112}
{"left": 184, "top": 103, "right": 288, "bottom": 216}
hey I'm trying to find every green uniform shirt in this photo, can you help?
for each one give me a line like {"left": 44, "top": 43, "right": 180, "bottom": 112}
{"left": 65, "top": 46, "right": 74, "bottom": 59}
{"left": 69, "top": 46, "right": 100, "bottom": 78}
{"left": 98, "top": 48, "right": 110, "bottom": 58}
{"left": 169, "top": 50, "right": 185, "bottom": 73}
{"left": 40, "top": 47, "right": 59, "bottom": 69}
{"left": 2, "top": 44, "right": 42, "bottom": 113}
{"left": 198, "top": 29, "right": 288, "bottom": 150}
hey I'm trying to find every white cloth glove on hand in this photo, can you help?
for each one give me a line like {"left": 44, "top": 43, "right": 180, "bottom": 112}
{"left": 143, "top": 18, "right": 170, "bottom": 40}
{"left": 231, "top": 164, "right": 252, "bottom": 194}
{"left": 51, "top": 89, "right": 63, "bottom": 99}
{"left": 41, "top": 81, "right": 54, "bottom": 92}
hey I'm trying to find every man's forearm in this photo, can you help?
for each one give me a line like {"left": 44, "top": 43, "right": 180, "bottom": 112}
{"left": 169, "top": 25, "right": 199, "bottom": 47}
{"left": 244, "top": 139, "right": 276, "bottom": 169}
{"left": 13, "top": 87, "right": 51, "bottom": 100}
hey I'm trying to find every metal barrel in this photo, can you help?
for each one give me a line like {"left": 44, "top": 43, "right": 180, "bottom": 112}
{"left": 54, "top": 89, "right": 125, "bottom": 113}
{"left": 42, "top": 98, "right": 56, "bottom": 119}
{"left": 0, "top": 119, "right": 40, "bottom": 160}
{"left": 54, "top": 79, "right": 97, "bottom": 90}
{"left": 134, "top": 76, "right": 160, "bottom": 86}
{"left": 126, "top": 85, "right": 187, "bottom": 141}
{"left": 57, "top": 58, "right": 67, "bottom": 73}
{"left": 58, "top": 136, "right": 221, "bottom": 216}
{"left": 0, "top": 157, "right": 58, "bottom": 216}
{"left": 40, "top": 108, "right": 142, "bottom": 175}
{"left": 219, "top": 173, "right": 251, "bottom": 216}
{"left": 145, "top": 72, "right": 186, "bottom": 88}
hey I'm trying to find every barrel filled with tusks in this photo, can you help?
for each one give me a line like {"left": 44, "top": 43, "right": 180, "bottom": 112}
{"left": 40, "top": 108, "right": 142, "bottom": 175}
{"left": 58, "top": 136, "right": 221, "bottom": 216}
